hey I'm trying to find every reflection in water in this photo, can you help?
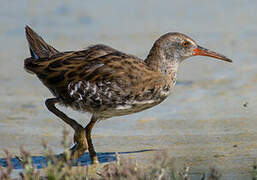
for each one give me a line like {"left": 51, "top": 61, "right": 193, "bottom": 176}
{"left": 0, "top": 149, "right": 155, "bottom": 169}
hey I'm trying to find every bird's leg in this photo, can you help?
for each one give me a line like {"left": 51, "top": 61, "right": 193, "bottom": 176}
{"left": 45, "top": 98, "right": 81, "bottom": 130}
{"left": 85, "top": 115, "right": 99, "bottom": 164}
{"left": 45, "top": 98, "right": 88, "bottom": 159}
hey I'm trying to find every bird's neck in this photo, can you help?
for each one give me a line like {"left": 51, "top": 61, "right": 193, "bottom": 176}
{"left": 145, "top": 45, "right": 180, "bottom": 78}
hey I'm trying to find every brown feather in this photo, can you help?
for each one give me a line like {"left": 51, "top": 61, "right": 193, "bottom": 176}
{"left": 25, "top": 26, "right": 59, "bottom": 58}
{"left": 24, "top": 28, "right": 180, "bottom": 119}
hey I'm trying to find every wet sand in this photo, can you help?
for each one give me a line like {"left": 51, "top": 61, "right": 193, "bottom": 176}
{"left": 0, "top": 0, "right": 257, "bottom": 179}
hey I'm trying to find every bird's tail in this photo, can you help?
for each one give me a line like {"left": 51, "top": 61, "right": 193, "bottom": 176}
{"left": 25, "top": 25, "right": 59, "bottom": 59}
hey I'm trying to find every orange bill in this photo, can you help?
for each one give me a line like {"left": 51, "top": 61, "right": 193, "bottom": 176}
{"left": 193, "top": 46, "right": 232, "bottom": 63}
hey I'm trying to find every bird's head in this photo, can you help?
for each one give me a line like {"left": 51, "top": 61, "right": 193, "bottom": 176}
{"left": 155, "top": 32, "right": 232, "bottom": 63}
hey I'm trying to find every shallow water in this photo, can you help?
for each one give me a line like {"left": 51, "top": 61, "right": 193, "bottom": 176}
{"left": 0, "top": 0, "right": 257, "bottom": 179}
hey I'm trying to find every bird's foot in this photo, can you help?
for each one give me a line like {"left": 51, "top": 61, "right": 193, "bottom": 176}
{"left": 91, "top": 155, "right": 99, "bottom": 164}
{"left": 71, "top": 128, "right": 88, "bottom": 159}
{"left": 59, "top": 127, "right": 99, "bottom": 165}
{"left": 58, "top": 128, "right": 88, "bottom": 161}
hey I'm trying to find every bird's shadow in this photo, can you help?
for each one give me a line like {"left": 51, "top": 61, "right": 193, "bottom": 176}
{"left": 0, "top": 149, "right": 156, "bottom": 169}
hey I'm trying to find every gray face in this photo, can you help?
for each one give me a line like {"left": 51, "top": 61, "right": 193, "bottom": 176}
{"left": 157, "top": 32, "right": 232, "bottom": 63}
{"left": 158, "top": 33, "right": 198, "bottom": 62}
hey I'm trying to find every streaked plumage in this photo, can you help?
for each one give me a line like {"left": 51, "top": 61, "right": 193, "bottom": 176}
{"left": 25, "top": 45, "right": 172, "bottom": 118}
{"left": 24, "top": 26, "right": 232, "bottom": 164}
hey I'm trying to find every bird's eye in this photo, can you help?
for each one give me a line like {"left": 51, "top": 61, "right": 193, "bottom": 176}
{"left": 182, "top": 41, "right": 190, "bottom": 48}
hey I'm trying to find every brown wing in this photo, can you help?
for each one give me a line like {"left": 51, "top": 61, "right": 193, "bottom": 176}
{"left": 65, "top": 52, "right": 165, "bottom": 113}
{"left": 24, "top": 44, "right": 164, "bottom": 108}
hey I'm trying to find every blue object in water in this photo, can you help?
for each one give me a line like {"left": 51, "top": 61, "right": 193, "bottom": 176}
{"left": 0, "top": 149, "right": 154, "bottom": 169}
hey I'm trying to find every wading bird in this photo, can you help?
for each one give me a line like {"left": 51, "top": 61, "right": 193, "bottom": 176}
{"left": 24, "top": 26, "right": 232, "bottom": 164}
